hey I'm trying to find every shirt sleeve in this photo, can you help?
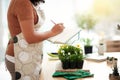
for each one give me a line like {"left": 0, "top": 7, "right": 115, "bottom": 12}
{"left": 15, "top": 0, "right": 34, "bottom": 22}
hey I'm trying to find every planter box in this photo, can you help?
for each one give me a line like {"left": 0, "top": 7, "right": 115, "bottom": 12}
{"left": 61, "top": 60, "right": 84, "bottom": 69}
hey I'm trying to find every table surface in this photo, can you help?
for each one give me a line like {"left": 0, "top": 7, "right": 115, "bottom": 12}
{"left": 39, "top": 52, "right": 120, "bottom": 80}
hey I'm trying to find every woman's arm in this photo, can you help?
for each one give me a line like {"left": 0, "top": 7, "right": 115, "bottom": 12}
{"left": 15, "top": 0, "right": 64, "bottom": 44}
{"left": 20, "top": 19, "right": 64, "bottom": 44}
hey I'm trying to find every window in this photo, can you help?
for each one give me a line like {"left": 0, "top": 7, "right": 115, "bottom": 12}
{"left": 0, "top": 0, "right": 10, "bottom": 62}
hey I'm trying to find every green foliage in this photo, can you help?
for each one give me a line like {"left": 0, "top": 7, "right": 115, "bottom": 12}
{"left": 75, "top": 14, "right": 97, "bottom": 30}
{"left": 81, "top": 38, "right": 92, "bottom": 46}
{"left": 58, "top": 44, "right": 84, "bottom": 62}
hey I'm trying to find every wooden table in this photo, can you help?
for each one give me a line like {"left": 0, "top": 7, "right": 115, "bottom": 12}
{"left": 39, "top": 52, "right": 120, "bottom": 80}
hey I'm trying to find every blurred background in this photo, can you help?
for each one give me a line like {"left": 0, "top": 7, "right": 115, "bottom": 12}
{"left": 0, "top": 0, "right": 120, "bottom": 67}
{"left": 0, "top": 0, "right": 120, "bottom": 79}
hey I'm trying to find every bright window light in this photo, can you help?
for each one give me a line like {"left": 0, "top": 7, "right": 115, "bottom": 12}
{"left": 74, "top": 0, "right": 94, "bottom": 14}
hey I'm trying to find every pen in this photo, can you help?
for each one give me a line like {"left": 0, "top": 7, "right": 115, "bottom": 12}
{"left": 51, "top": 20, "right": 56, "bottom": 25}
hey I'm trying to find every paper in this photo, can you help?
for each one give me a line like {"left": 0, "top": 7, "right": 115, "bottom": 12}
{"left": 47, "top": 27, "right": 81, "bottom": 44}
{"left": 85, "top": 54, "right": 107, "bottom": 62}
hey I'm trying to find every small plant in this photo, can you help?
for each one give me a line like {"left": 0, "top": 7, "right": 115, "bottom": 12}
{"left": 81, "top": 38, "right": 92, "bottom": 46}
{"left": 80, "top": 38, "right": 93, "bottom": 54}
{"left": 58, "top": 44, "right": 84, "bottom": 69}
{"left": 113, "top": 65, "right": 119, "bottom": 76}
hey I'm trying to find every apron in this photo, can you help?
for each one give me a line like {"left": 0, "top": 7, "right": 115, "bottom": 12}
{"left": 14, "top": 6, "right": 45, "bottom": 80}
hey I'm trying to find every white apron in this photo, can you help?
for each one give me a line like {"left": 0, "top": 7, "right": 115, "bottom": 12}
{"left": 14, "top": 7, "right": 45, "bottom": 80}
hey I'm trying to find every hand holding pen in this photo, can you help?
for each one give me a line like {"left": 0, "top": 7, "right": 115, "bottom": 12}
{"left": 51, "top": 20, "right": 65, "bottom": 35}
{"left": 51, "top": 20, "right": 64, "bottom": 26}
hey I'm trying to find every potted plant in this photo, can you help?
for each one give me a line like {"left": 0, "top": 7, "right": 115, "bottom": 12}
{"left": 75, "top": 14, "right": 97, "bottom": 55}
{"left": 58, "top": 44, "right": 84, "bottom": 69}
{"left": 69, "top": 54, "right": 78, "bottom": 69}
{"left": 81, "top": 38, "right": 93, "bottom": 55}
{"left": 77, "top": 53, "right": 84, "bottom": 68}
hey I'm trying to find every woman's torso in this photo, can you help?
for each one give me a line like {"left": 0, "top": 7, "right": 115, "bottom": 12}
{"left": 6, "top": 0, "right": 40, "bottom": 56}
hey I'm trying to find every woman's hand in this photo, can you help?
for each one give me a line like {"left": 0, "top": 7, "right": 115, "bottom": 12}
{"left": 51, "top": 23, "right": 65, "bottom": 36}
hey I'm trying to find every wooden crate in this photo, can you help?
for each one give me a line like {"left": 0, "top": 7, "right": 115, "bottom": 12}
{"left": 106, "top": 40, "right": 120, "bottom": 52}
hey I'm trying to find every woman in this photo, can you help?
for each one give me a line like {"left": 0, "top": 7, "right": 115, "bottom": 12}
{"left": 5, "top": 0, "right": 64, "bottom": 80}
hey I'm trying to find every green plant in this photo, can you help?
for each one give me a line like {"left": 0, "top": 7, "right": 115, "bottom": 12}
{"left": 58, "top": 44, "right": 83, "bottom": 60}
{"left": 58, "top": 44, "right": 84, "bottom": 69}
{"left": 75, "top": 14, "right": 97, "bottom": 31}
{"left": 81, "top": 38, "right": 92, "bottom": 46}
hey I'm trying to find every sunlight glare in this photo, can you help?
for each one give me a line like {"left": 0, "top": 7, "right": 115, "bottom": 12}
{"left": 75, "top": 0, "right": 94, "bottom": 14}
{"left": 92, "top": 0, "right": 113, "bottom": 17}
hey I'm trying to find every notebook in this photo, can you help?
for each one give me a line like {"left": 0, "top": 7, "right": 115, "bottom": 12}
{"left": 47, "top": 27, "right": 81, "bottom": 44}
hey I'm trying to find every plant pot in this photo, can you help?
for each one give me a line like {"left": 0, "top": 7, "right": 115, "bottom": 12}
{"left": 109, "top": 74, "right": 120, "bottom": 80}
{"left": 58, "top": 44, "right": 84, "bottom": 69}
{"left": 69, "top": 61, "right": 77, "bottom": 69}
{"left": 61, "top": 60, "right": 70, "bottom": 69}
{"left": 84, "top": 46, "right": 93, "bottom": 55}
{"left": 77, "top": 60, "right": 84, "bottom": 69}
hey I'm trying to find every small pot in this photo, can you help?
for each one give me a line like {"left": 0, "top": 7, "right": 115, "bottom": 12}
{"left": 69, "top": 61, "right": 77, "bottom": 69}
{"left": 84, "top": 46, "right": 93, "bottom": 55}
{"left": 77, "top": 60, "right": 84, "bottom": 69}
{"left": 61, "top": 60, "right": 70, "bottom": 69}
{"left": 109, "top": 74, "right": 120, "bottom": 80}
